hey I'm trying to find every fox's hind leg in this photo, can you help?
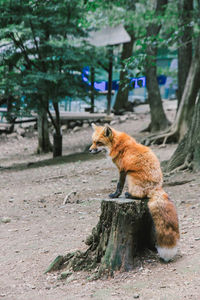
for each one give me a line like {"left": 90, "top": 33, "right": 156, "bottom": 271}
{"left": 126, "top": 174, "right": 146, "bottom": 199}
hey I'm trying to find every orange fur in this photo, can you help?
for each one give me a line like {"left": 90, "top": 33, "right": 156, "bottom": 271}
{"left": 90, "top": 124, "right": 180, "bottom": 261}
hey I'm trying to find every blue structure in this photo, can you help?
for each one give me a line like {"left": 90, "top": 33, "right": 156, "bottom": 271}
{"left": 82, "top": 67, "right": 168, "bottom": 92}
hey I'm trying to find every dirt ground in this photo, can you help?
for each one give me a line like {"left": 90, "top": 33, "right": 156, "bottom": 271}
{"left": 0, "top": 101, "right": 200, "bottom": 300}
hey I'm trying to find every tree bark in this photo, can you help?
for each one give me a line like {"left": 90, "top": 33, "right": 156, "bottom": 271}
{"left": 52, "top": 101, "right": 62, "bottom": 157}
{"left": 53, "top": 132, "right": 62, "bottom": 157}
{"left": 172, "top": 35, "right": 200, "bottom": 141}
{"left": 107, "top": 46, "right": 113, "bottom": 115}
{"left": 144, "top": 34, "right": 200, "bottom": 145}
{"left": 177, "top": 0, "right": 193, "bottom": 108}
{"left": 113, "top": 33, "right": 135, "bottom": 114}
{"left": 0, "top": 95, "right": 17, "bottom": 134}
{"left": 45, "top": 198, "right": 154, "bottom": 277}
{"left": 113, "top": 0, "right": 136, "bottom": 115}
{"left": 144, "top": 0, "right": 170, "bottom": 132}
{"left": 145, "top": 43, "right": 170, "bottom": 132}
{"left": 90, "top": 66, "right": 95, "bottom": 113}
{"left": 167, "top": 91, "right": 200, "bottom": 172}
{"left": 37, "top": 105, "right": 52, "bottom": 153}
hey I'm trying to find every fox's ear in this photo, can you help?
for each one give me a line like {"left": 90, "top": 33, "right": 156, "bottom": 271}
{"left": 104, "top": 125, "right": 112, "bottom": 138}
{"left": 91, "top": 123, "right": 97, "bottom": 130}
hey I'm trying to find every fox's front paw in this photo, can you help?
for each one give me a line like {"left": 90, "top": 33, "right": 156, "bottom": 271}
{"left": 109, "top": 192, "right": 120, "bottom": 198}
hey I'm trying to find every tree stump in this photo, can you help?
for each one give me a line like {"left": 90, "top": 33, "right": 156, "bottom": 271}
{"left": 45, "top": 198, "right": 155, "bottom": 277}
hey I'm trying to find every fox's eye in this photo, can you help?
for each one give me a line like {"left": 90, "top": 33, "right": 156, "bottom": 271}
{"left": 96, "top": 141, "right": 103, "bottom": 146}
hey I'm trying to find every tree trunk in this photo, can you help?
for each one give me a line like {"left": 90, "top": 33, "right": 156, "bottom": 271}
{"left": 144, "top": 0, "right": 170, "bottom": 132}
{"left": 143, "top": 34, "right": 200, "bottom": 146}
{"left": 6, "top": 95, "right": 16, "bottom": 124}
{"left": 90, "top": 66, "right": 95, "bottom": 113}
{"left": 0, "top": 95, "right": 16, "bottom": 134}
{"left": 37, "top": 106, "right": 52, "bottom": 153}
{"left": 113, "top": 33, "right": 135, "bottom": 114}
{"left": 45, "top": 198, "right": 154, "bottom": 277}
{"left": 177, "top": 0, "right": 193, "bottom": 108}
{"left": 173, "top": 35, "right": 200, "bottom": 141}
{"left": 107, "top": 46, "right": 113, "bottom": 115}
{"left": 145, "top": 43, "right": 170, "bottom": 132}
{"left": 53, "top": 132, "right": 62, "bottom": 157}
{"left": 167, "top": 91, "right": 200, "bottom": 172}
{"left": 52, "top": 101, "right": 62, "bottom": 157}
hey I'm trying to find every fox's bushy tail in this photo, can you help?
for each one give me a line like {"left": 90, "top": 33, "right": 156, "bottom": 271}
{"left": 148, "top": 188, "right": 180, "bottom": 261}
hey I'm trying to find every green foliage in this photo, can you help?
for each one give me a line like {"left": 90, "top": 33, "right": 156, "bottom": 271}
{"left": 0, "top": 0, "right": 93, "bottom": 119}
{"left": 122, "top": 0, "right": 198, "bottom": 79}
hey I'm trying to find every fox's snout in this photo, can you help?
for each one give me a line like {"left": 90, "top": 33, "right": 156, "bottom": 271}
{"left": 89, "top": 145, "right": 101, "bottom": 154}
{"left": 89, "top": 148, "right": 101, "bottom": 154}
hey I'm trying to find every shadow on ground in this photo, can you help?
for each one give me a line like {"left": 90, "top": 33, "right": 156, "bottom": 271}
{"left": 0, "top": 150, "right": 104, "bottom": 172}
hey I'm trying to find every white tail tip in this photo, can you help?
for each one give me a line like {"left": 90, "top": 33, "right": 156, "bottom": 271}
{"left": 156, "top": 246, "right": 178, "bottom": 262}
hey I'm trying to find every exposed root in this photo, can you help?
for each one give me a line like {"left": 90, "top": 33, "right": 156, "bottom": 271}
{"left": 142, "top": 126, "right": 179, "bottom": 146}
{"left": 165, "top": 164, "right": 188, "bottom": 176}
{"left": 163, "top": 179, "right": 194, "bottom": 187}
{"left": 45, "top": 247, "right": 98, "bottom": 275}
{"left": 165, "top": 154, "right": 192, "bottom": 175}
{"left": 62, "top": 247, "right": 98, "bottom": 272}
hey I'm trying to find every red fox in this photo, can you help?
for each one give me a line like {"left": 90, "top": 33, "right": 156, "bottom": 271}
{"left": 89, "top": 124, "right": 180, "bottom": 262}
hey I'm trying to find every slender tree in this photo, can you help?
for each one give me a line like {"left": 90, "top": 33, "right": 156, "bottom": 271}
{"left": 113, "top": 31, "right": 135, "bottom": 114}
{"left": 177, "top": 0, "right": 193, "bottom": 108}
{"left": 144, "top": 0, "right": 170, "bottom": 132}
{"left": 112, "top": 0, "right": 136, "bottom": 114}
